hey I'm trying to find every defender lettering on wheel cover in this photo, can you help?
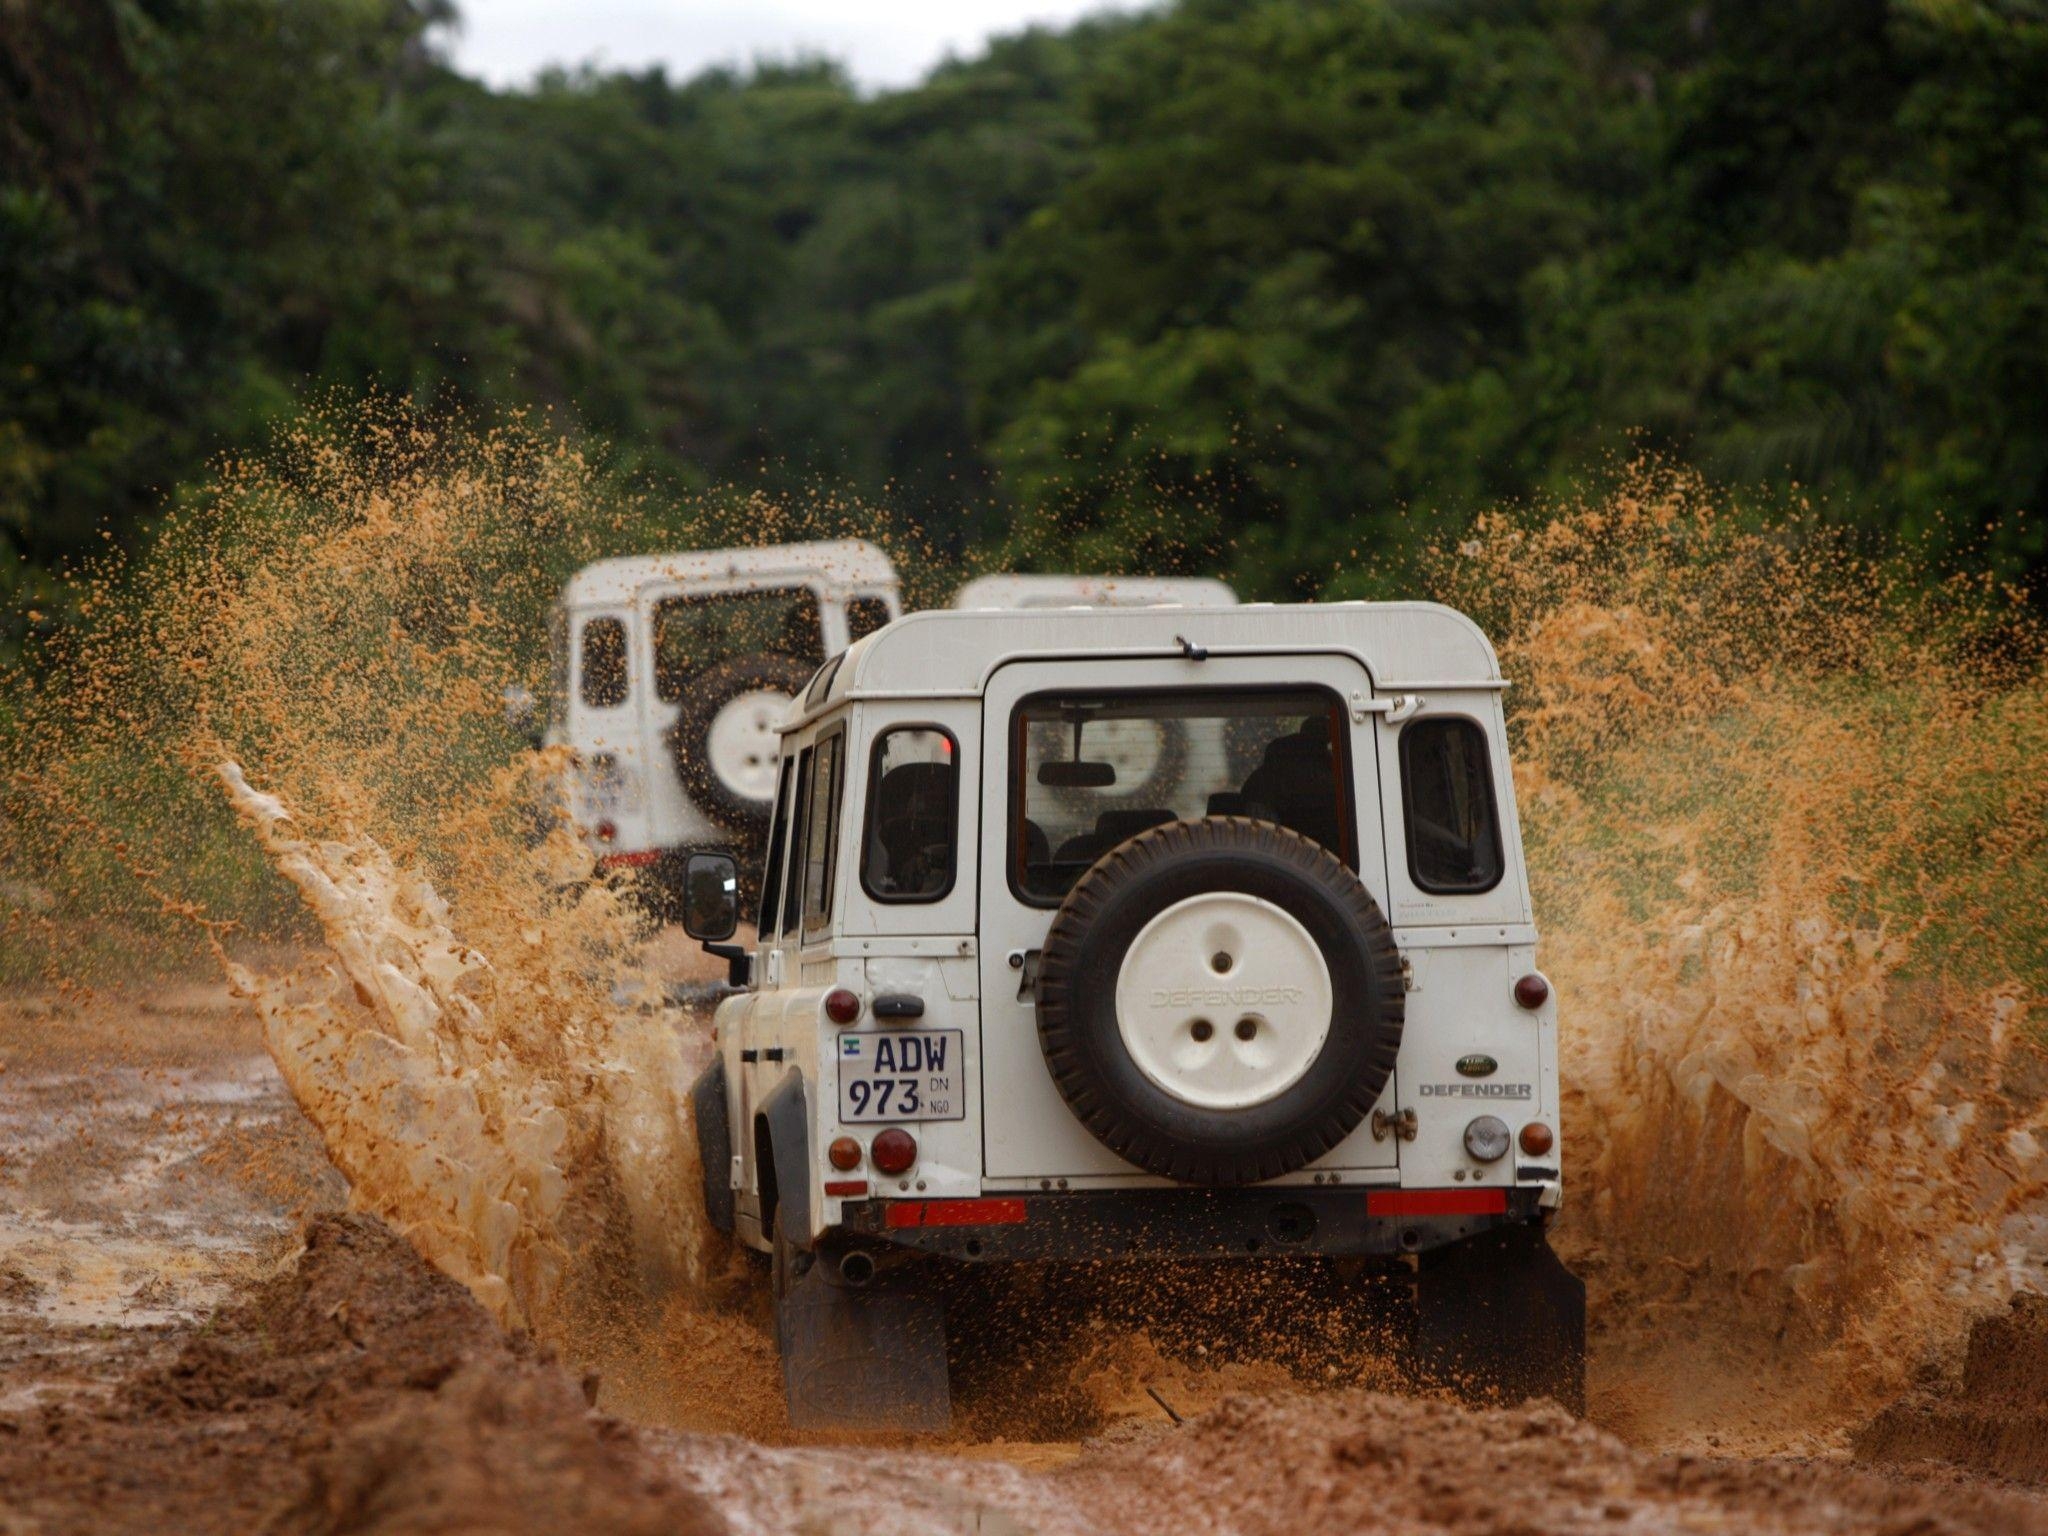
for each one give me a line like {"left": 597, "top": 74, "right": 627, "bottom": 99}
{"left": 1120, "top": 891, "right": 1330, "bottom": 1110}
{"left": 1037, "top": 819, "right": 1404, "bottom": 1185}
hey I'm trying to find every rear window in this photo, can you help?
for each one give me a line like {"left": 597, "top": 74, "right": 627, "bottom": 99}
{"left": 578, "top": 617, "right": 628, "bottom": 709}
{"left": 1399, "top": 717, "right": 1504, "bottom": 894}
{"left": 1011, "top": 687, "right": 1350, "bottom": 904}
{"left": 654, "top": 588, "right": 822, "bottom": 701}
{"left": 862, "top": 727, "right": 958, "bottom": 902}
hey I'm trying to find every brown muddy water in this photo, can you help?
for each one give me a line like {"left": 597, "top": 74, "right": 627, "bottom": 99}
{"left": 4, "top": 407, "right": 2047, "bottom": 1531}
{"left": 4, "top": 979, "right": 2047, "bottom": 1536}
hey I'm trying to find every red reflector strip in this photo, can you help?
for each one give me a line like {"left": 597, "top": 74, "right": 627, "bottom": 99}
{"left": 597, "top": 850, "right": 661, "bottom": 869}
{"left": 1367, "top": 1188, "right": 1508, "bottom": 1218}
{"left": 823, "top": 1179, "right": 868, "bottom": 1198}
{"left": 884, "top": 1198, "right": 1028, "bottom": 1229}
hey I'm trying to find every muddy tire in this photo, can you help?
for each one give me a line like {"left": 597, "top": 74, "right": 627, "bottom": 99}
{"left": 1034, "top": 817, "right": 1404, "bottom": 1186}
{"left": 669, "top": 653, "right": 813, "bottom": 832}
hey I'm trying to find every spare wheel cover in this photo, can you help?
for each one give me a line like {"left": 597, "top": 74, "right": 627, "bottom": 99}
{"left": 1113, "top": 891, "right": 1334, "bottom": 1110}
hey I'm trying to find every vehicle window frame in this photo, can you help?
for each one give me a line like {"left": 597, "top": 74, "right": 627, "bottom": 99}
{"left": 800, "top": 727, "right": 846, "bottom": 936}
{"left": 756, "top": 755, "right": 796, "bottom": 935}
{"left": 1005, "top": 683, "right": 1355, "bottom": 909}
{"left": 859, "top": 724, "right": 960, "bottom": 905}
{"left": 779, "top": 745, "right": 813, "bottom": 941}
{"left": 577, "top": 615, "right": 629, "bottom": 710}
{"left": 1397, "top": 715, "right": 1505, "bottom": 896}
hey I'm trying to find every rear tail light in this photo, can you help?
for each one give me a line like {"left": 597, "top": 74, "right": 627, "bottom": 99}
{"left": 824, "top": 988, "right": 862, "bottom": 1025}
{"left": 594, "top": 818, "right": 618, "bottom": 843}
{"left": 870, "top": 1128, "right": 917, "bottom": 1175}
{"left": 1519, "top": 1121, "right": 1555, "bottom": 1157}
{"left": 1513, "top": 972, "right": 1550, "bottom": 1009}
{"left": 827, "top": 1136, "right": 862, "bottom": 1171}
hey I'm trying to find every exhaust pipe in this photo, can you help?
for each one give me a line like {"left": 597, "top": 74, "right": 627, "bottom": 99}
{"left": 837, "top": 1249, "right": 877, "bottom": 1288}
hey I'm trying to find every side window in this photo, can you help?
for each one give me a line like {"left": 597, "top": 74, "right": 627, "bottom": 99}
{"left": 779, "top": 747, "right": 813, "bottom": 939}
{"left": 801, "top": 733, "right": 844, "bottom": 930}
{"left": 846, "top": 596, "right": 894, "bottom": 643}
{"left": 757, "top": 756, "right": 796, "bottom": 935}
{"left": 579, "top": 617, "right": 628, "bottom": 708}
{"left": 862, "top": 727, "right": 957, "bottom": 902}
{"left": 1399, "top": 717, "right": 1504, "bottom": 894}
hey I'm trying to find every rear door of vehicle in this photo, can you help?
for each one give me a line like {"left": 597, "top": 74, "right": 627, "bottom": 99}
{"left": 975, "top": 653, "right": 1402, "bottom": 1185}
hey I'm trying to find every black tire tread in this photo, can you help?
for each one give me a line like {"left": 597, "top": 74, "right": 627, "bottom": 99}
{"left": 669, "top": 652, "right": 814, "bottom": 832}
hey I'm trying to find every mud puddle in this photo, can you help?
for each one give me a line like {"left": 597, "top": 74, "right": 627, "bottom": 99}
{"left": 6, "top": 1198, "right": 2047, "bottom": 1536}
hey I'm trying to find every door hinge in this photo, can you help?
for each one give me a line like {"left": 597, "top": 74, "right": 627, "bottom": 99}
{"left": 1351, "top": 691, "right": 1423, "bottom": 724}
{"left": 1371, "top": 1107, "right": 1418, "bottom": 1143}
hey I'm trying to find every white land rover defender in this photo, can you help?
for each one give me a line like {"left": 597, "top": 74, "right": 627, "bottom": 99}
{"left": 681, "top": 600, "right": 1586, "bottom": 1429}
{"left": 536, "top": 540, "right": 902, "bottom": 903}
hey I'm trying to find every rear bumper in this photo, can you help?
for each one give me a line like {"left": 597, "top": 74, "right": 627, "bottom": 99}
{"left": 836, "top": 1184, "right": 1550, "bottom": 1263}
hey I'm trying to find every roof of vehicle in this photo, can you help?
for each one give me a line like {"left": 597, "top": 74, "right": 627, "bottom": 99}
{"left": 560, "top": 539, "right": 899, "bottom": 609}
{"left": 795, "top": 601, "right": 1503, "bottom": 726}
{"left": 952, "top": 574, "right": 1239, "bottom": 609}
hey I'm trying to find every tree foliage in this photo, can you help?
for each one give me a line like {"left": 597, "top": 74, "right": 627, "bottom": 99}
{"left": 3, "top": 0, "right": 2043, "bottom": 651}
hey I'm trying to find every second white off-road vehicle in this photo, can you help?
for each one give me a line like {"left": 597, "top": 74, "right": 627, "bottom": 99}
{"left": 682, "top": 600, "right": 1585, "bottom": 1428}
{"left": 535, "top": 540, "right": 901, "bottom": 905}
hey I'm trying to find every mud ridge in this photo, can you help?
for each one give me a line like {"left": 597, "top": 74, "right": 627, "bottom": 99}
{"left": 1855, "top": 1292, "right": 2048, "bottom": 1485}
{"left": 0, "top": 1214, "right": 723, "bottom": 1536}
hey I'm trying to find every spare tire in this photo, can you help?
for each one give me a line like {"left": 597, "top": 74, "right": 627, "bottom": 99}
{"left": 1035, "top": 817, "right": 1404, "bottom": 1186}
{"left": 670, "top": 652, "right": 813, "bottom": 832}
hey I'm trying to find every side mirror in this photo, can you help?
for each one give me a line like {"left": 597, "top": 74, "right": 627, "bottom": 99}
{"left": 681, "top": 852, "right": 740, "bottom": 942}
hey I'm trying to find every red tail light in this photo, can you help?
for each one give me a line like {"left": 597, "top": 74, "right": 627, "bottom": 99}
{"left": 594, "top": 819, "right": 618, "bottom": 843}
{"left": 1519, "top": 1122, "right": 1555, "bottom": 1156}
{"left": 1513, "top": 973, "right": 1550, "bottom": 1009}
{"left": 824, "top": 988, "right": 861, "bottom": 1025}
{"left": 870, "top": 1128, "right": 917, "bottom": 1175}
{"left": 827, "top": 1136, "right": 862, "bottom": 1171}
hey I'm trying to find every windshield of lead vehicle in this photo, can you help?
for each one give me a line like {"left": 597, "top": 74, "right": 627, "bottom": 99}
{"left": 1011, "top": 687, "right": 1351, "bottom": 902}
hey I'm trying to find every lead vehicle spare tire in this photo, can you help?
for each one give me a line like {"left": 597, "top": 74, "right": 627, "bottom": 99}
{"left": 670, "top": 652, "right": 814, "bottom": 832}
{"left": 1035, "top": 817, "right": 1404, "bottom": 1186}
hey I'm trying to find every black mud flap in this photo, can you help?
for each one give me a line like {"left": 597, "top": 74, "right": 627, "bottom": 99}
{"left": 777, "top": 1266, "right": 952, "bottom": 1432}
{"left": 1411, "top": 1223, "right": 1586, "bottom": 1415}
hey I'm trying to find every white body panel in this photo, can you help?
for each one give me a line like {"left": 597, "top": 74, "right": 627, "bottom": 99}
{"left": 709, "top": 601, "right": 1558, "bottom": 1252}
{"left": 953, "top": 573, "right": 1239, "bottom": 610}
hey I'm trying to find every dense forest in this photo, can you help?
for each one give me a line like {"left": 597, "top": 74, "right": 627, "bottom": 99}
{"left": 3, "top": 0, "right": 2044, "bottom": 653}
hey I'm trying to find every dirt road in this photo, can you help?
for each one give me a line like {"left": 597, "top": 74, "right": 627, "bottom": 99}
{"left": 3, "top": 985, "right": 2045, "bottom": 1536}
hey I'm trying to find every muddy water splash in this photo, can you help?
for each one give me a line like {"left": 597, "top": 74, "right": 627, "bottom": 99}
{"left": 0, "top": 403, "right": 756, "bottom": 1342}
{"left": 8, "top": 404, "right": 2045, "bottom": 1449}
{"left": 212, "top": 759, "right": 705, "bottom": 1330}
{"left": 1426, "top": 470, "right": 2048, "bottom": 1438}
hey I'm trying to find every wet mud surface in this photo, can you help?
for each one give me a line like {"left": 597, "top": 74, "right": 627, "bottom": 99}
{"left": 5, "top": 988, "right": 2048, "bottom": 1536}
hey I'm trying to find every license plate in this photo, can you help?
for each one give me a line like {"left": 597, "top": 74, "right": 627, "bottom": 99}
{"left": 837, "top": 1030, "right": 965, "bottom": 1123}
